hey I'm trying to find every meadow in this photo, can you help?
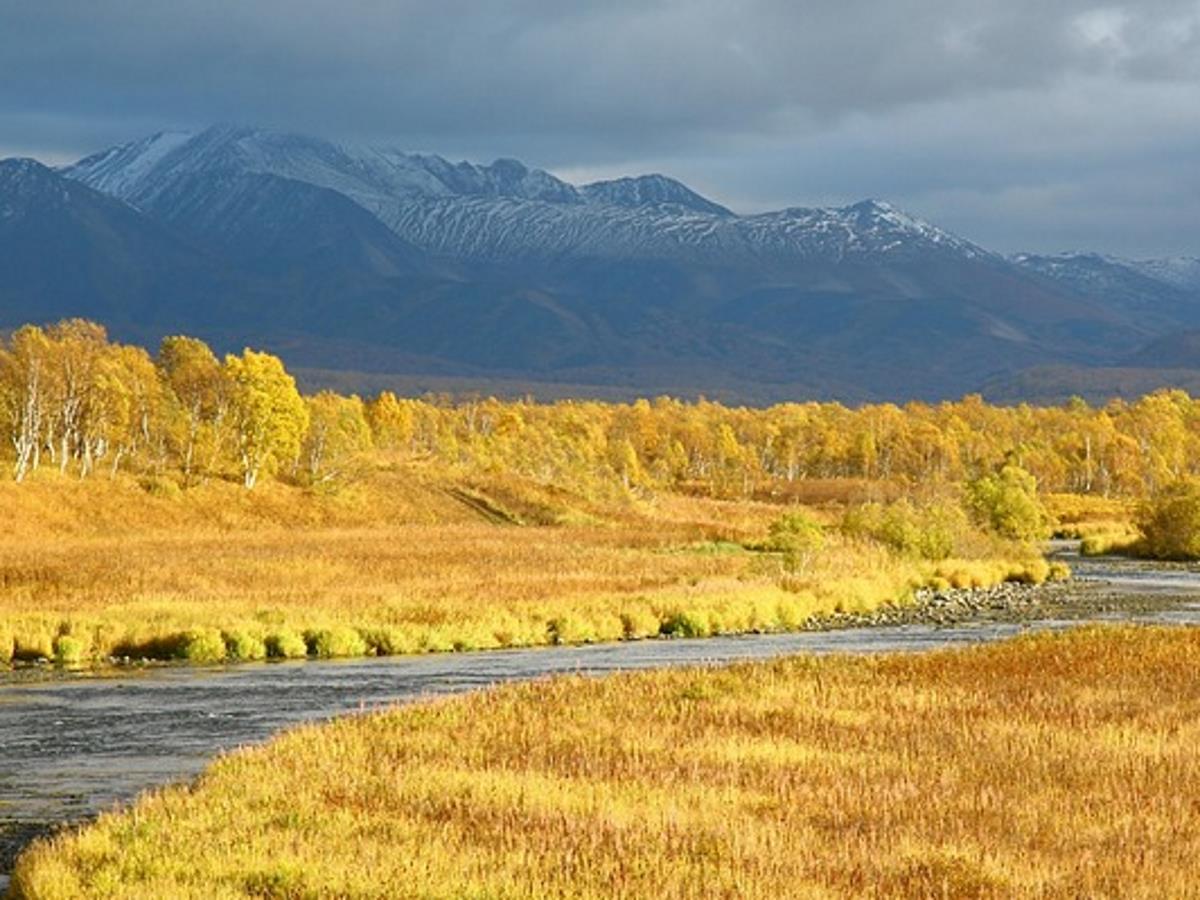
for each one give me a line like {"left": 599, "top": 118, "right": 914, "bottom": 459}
{"left": 13, "top": 626, "right": 1199, "bottom": 898}
{"left": 0, "top": 465, "right": 1055, "bottom": 667}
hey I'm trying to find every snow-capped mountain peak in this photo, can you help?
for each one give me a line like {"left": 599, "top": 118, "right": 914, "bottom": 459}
{"left": 738, "top": 198, "right": 989, "bottom": 261}
{"left": 62, "top": 125, "right": 991, "bottom": 266}
{"left": 842, "top": 199, "right": 979, "bottom": 250}
{"left": 581, "top": 174, "right": 732, "bottom": 216}
{"left": 65, "top": 125, "right": 584, "bottom": 208}
{"left": 67, "top": 130, "right": 195, "bottom": 197}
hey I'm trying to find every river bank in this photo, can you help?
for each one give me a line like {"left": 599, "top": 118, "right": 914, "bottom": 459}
{"left": 4, "top": 546, "right": 1199, "bottom": 891}
{"left": 14, "top": 626, "right": 1200, "bottom": 898}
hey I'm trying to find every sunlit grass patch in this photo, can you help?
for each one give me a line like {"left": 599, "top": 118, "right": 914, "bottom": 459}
{"left": 0, "top": 470, "right": 1057, "bottom": 669}
{"left": 1044, "top": 492, "right": 1136, "bottom": 537}
{"left": 1079, "top": 531, "right": 1144, "bottom": 556}
{"left": 264, "top": 628, "right": 308, "bottom": 660}
{"left": 304, "top": 626, "right": 369, "bottom": 659}
{"left": 15, "top": 627, "right": 1200, "bottom": 898}
{"left": 0, "top": 621, "right": 13, "bottom": 664}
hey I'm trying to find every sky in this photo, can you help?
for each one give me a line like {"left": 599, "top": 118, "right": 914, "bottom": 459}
{"left": 1, "top": 0, "right": 1198, "bottom": 257}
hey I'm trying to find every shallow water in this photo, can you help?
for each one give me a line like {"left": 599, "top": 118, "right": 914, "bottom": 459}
{"left": 2, "top": 547, "right": 1198, "bottom": 888}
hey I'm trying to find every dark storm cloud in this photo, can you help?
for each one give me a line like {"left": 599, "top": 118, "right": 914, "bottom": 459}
{"left": 2, "top": 0, "right": 1198, "bottom": 254}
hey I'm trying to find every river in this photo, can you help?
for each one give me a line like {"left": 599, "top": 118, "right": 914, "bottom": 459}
{"left": 2, "top": 546, "right": 1199, "bottom": 889}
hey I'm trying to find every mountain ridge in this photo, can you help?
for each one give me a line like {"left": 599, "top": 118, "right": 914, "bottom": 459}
{"left": 64, "top": 126, "right": 984, "bottom": 264}
{"left": 0, "top": 125, "right": 1191, "bottom": 402}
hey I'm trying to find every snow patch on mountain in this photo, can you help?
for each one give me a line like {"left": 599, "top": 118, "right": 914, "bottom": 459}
{"left": 581, "top": 175, "right": 732, "bottom": 216}
{"left": 69, "top": 131, "right": 195, "bottom": 198}
{"left": 1014, "top": 252, "right": 1200, "bottom": 295}
{"left": 65, "top": 125, "right": 585, "bottom": 208}
{"left": 1129, "top": 257, "right": 1200, "bottom": 291}
{"left": 62, "top": 125, "right": 989, "bottom": 266}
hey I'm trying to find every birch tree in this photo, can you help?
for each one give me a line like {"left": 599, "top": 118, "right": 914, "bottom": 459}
{"left": 224, "top": 349, "right": 308, "bottom": 489}
{"left": 0, "top": 325, "right": 50, "bottom": 481}
{"left": 302, "top": 391, "right": 372, "bottom": 483}
{"left": 44, "top": 319, "right": 107, "bottom": 474}
{"left": 159, "top": 336, "right": 227, "bottom": 481}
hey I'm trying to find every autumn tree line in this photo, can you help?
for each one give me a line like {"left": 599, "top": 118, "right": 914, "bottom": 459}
{"left": 4, "top": 319, "right": 1200, "bottom": 498}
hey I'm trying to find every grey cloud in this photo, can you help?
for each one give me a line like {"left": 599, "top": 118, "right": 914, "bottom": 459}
{"left": 6, "top": 1, "right": 1199, "bottom": 146}
{"left": 1, "top": 1, "right": 1198, "bottom": 255}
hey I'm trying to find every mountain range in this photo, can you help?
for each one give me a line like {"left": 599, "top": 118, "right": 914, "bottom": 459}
{"left": 1, "top": 123, "right": 1197, "bottom": 402}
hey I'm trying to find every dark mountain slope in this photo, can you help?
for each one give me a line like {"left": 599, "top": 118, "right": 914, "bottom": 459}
{"left": 1123, "top": 330, "right": 1200, "bottom": 368}
{"left": 0, "top": 158, "right": 251, "bottom": 334}
{"left": 142, "top": 170, "right": 432, "bottom": 278}
{"left": 1012, "top": 253, "right": 1200, "bottom": 332}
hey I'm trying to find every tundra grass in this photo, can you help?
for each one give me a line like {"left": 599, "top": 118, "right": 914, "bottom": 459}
{"left": 14, "top": 626, "right": 1200, "bottom": 898}
{"left": 0, "top": 470, "right": 1052, "bottom": 666}
{"left": 1078, "top": 531, "right": 1144, "bottom": 557}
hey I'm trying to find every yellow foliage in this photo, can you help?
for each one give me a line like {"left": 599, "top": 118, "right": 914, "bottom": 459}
{"left": 223, "top": 348, "right": 309, "bottom": 489}
{"left": 6, "top": 318, "right": 1200, "bottom": 502}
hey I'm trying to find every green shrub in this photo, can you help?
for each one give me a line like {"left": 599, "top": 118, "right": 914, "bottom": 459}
{"left": 1080, "top": 533, "right": 1142, "bottom": 557}
{"left": 360, "top": 626, "right": 422, "bottom": 656}
{"left": 1052, "top": 562, "right": 1071, "bottom": 581}
{"left": 1138, "top": 479, "right": 1200, "bottom": 559}
{"left": 660, "top": 610, "right": 712, "bottom": 639}
{"left": 546, "top": 615, "right": 598, "bottom": 645}
{"left": 305, "top": 627, "right": 368, "bottom": 658}
{"left": 178, "top": 628, "right": 228, "bottom": 663}
{"left": 265, "top": 629, "right": 309, "bottom": 659}
{"left": 754, "top": 511, "right": 826, "bottom": 573}
{"left": 841, "top": 499, "right": 967, "bottom": 560}
{"left": 966, "top": 464, "right": 1046, "bottom": 542}
{"left": 763, "top": 511, "right": 826, "bottom": 554}
{"left": 53, "top": 634, "right": 89, "bottom": 665}
{"left": 488, "top": 614, "right": 542, "bottom": 649}
{"left": 224, "top": 629, "right": 267, "bottom": 661}
{"left": 620, "top": 605, "right": 661, "bottom": 640}
{"left": 417, "top": 629, "right": 455, "bottom": 653}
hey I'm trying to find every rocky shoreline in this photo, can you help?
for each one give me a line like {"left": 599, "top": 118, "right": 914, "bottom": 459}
{"left": 810, "top": 573, "right": 1192, "bottom": 631}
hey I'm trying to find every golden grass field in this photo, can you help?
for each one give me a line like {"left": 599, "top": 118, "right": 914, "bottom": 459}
{"left": 0, "top": 468, "right": 1053, "bottom": 666}
{"left": 13, "top": 626, "right": 1199, "bottom": 898}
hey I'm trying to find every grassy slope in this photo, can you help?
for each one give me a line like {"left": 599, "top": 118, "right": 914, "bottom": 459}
{"left": 14, "top": 627, "right": 1200, "bottom": 898}
{"left": 0, "top": 467, "right": 1051, "bottom": 667}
